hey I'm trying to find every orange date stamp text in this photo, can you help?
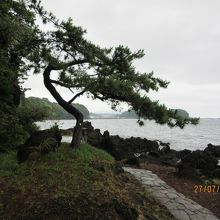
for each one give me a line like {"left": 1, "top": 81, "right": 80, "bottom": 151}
{"left": 193, "top": 185, "right": 219, "bottom": 193}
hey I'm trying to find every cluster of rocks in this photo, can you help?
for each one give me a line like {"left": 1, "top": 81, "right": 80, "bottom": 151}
{"left": 178, "top": 144, "right": 220, "bottom": 179}
{"left": 81, "top": 121, "right": 220, "bottom": 180}
{"left": 82, "top": 122, "right": 175, "bottom": 163}
{"left": 17, "top": 127, "right": 62, "bottom": 163}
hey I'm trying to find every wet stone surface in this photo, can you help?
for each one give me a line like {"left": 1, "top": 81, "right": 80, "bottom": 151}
{"left": 123, "top": 167, "right": 219, "bottom": 220}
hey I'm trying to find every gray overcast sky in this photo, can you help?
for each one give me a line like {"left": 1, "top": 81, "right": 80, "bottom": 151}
{"left": 24, "top": 0, "right": 220, "bottom": 117}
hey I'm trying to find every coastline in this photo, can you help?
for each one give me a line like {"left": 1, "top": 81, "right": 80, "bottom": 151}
{"left": 36, "top": 118, "right": 220, "bottom": 152}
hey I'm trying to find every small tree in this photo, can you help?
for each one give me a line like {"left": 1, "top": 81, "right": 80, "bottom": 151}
{"left": 30, "top": 1, "right": 198, "bottom": 148}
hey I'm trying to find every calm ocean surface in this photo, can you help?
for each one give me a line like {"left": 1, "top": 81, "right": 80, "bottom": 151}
{"left": 36, "top": 118, "right": 220, "bottom": 151}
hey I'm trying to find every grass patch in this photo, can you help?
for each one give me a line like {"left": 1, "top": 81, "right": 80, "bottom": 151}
{"left": 0, "top": 143, "right": 175, "bottom": 219}
{"left": 0, "top": 144, "right": 115, "bottom": 195}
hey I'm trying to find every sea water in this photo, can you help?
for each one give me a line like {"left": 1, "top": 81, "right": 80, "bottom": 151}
{"left": 36, "top": 118, "right": 220, "bottom": 151}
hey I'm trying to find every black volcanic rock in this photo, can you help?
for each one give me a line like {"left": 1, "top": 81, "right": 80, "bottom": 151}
{"left": 17, "top": 128, "right": 62, "bottom": 163}
{"left": 124, "top": 155, "right": 140, "bottom": 167}
{"left": 176, "top": 149, "right": 192, "bottom": 159}
{"left": 177, "top": 150, "right": 218, "bottom": 179}
{"left": 84, "top": 122, "right": 159, "bottom": 160}
{"left": 204, "top": 143, "right": 220, "bottom": 157}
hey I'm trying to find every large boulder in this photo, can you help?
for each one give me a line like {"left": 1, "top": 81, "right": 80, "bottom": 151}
{"left": 204, "top": 143, "right": 220, "bottom": 157}
{"left": 17, "top": 127, "right": 62, "bottom": 163}
{"left": 87, "top": 128, "right": 103, "bottom": 148}
{"left": 82, "top": 121, "right": 94, "bottom": 133}
{"left": 160, "top": 145, "right": 171, "bottom": 154}
{"left": 177, "top": 150, "right": 218, "bottom": 179}
{"left": 124, "top": 155, "right": 140, "bottom": 167}
{"left": 176, "top": 149, "right": 192, "bottom": 159}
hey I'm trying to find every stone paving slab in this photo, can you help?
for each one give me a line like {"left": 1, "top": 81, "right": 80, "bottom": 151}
{"left": 123, "top": 167, "right": 219, "bottom": 220}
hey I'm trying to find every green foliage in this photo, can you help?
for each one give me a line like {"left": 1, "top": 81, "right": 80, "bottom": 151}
{"left": 0, "top": 0, "right": 41, "bottom": 93}
{"left": 120, "top": 109, "right": 191, "bottom": 125}
{"left": 17, "top": 103, "right": 50, "bottom": 133}
{"left": 23, "top": 96, "right": 90, "bottom": 119}
{"left": 0, "top": 0, "right": 42, "bottom": 149}
{"left": 0, "top": 113, "right": 27, "bottom": 151}
{"left": 27, "top": 0, "right": 198, "bottom": 128}
{"left": 0, "top": 95, "right": 50, "bottom": 151}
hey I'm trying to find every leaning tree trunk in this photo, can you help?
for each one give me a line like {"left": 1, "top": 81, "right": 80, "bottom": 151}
{"left": 71, "top": 116, "right": 83, "bottom": 148}
{"left": 43, "top": 65, "right": 84, "bottom": 148}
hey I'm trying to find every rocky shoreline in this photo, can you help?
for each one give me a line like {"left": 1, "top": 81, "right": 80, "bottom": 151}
{"left": 17, "top": 121, "right": 220, "bottom": 180}
{"left": 80, "top": 121, "right": 220, "bottom": 180}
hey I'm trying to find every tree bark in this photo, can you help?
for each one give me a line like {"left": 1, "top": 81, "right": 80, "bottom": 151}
{"left": 43, "top": 65, "right": 84, "bottom": 148}
{"left": 71, "top": 117, "right": 83, "bottom": 148}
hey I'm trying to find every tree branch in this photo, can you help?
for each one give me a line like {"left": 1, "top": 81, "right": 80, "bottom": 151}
{"left": 49, "top": 59, "right": 88, "bottom": 71}
{"left": 68, "top": 89, "right": 86, "bottom": 104}
{"left": 50, "top": 79, "right": 70, "bottom": 87}
{"left": 68, "top": 88, "right": 74, "bottom": 94}
{"left": 91, "top": 92, "right": 106, "bottom": 101}
{"left": 65, "top": 59, "right": 88, "bottom": 67}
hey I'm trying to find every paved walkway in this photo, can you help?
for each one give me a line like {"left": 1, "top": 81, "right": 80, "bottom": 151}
{"left": 123, "top": 167, "right": 219, "bottom": 220}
